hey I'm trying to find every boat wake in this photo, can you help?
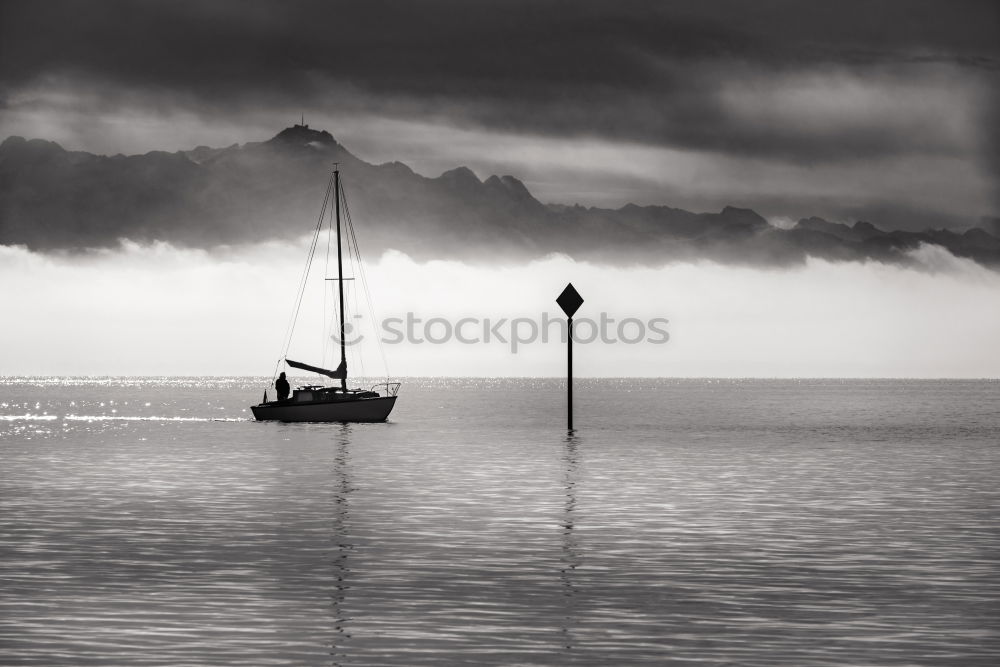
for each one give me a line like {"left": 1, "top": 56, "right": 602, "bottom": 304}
{"left": 62, "top": 415, "right": 249, "bottom": 422}
{"left": 0, "top": 414, "right": 58, "bottom": 421}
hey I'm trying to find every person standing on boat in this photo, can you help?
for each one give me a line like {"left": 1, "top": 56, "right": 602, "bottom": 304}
{"left": 275, "top": 372, "right": 290, "bottom": 401}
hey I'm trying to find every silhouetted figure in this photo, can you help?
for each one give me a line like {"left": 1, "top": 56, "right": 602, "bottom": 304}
{"left": 275, "top": 372, "right": 290, "bottom": 401}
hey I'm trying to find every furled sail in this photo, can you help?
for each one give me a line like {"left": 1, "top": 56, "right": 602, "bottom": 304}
{"left": 286, "top": 358, "right": 347, "bottom": 380}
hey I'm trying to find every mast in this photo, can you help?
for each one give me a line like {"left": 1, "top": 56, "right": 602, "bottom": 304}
{"left": 334, "top": 167, "right": 348, "bottom": 392}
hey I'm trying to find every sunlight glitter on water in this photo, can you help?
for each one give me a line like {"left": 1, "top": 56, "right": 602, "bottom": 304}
{"left": 1, "top": 378, "right": 999, "bottom": 666}
{"left": 62, "top": 415, "right": 248, "bottom": 422}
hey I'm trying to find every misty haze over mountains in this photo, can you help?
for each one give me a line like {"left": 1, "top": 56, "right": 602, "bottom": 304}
{"left": 2, "top": 124, "right": 999, "bottom": 269}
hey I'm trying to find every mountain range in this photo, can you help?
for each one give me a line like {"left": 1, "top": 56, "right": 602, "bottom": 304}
{"left": 2, "top": 124, "right": 999, "bottom": 269}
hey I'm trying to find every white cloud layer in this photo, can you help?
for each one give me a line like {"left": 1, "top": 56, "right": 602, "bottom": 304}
{"left": 1, "top": 241, "right": 998, "bottom": 378}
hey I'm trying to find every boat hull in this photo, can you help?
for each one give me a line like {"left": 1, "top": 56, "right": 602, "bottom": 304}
{"left": 251, "top": 396, "right": 397, "bottom": 422}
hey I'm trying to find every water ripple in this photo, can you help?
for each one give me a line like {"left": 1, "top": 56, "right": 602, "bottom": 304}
{"left": 1, "top": 379, "right": 998, "bottom": 665}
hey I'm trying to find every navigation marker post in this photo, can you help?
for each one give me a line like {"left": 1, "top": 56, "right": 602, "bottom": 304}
{"left": 556, "top": 283, "right": 584, "bottom": 431}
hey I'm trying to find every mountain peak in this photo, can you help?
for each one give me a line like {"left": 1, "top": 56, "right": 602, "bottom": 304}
{"left": 268, "top": 124, "right": 336, "bottom": 147}
{"left": 0, "top": 136, "right": 27, "bottom": 149}
{"left": 720, "top": 205, "right": 768, "bottom": 228}
{"left": 852, "top": 221, "right": 885, "bottom": 239}
{"left": 438, "top": 166, "right": 482, "bottom": 188}
{"left": 0, "top": 135, "right": 66, "bottom": 155}
{"left": 485, "top": 174, "right": 537, "bottom": 202}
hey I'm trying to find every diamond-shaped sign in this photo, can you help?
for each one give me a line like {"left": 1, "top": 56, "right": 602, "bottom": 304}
{"left": 556, "top": 283, "right": 584, "bottom": 318}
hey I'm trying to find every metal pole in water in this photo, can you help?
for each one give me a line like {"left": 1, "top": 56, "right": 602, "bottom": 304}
{"left": 568, "top": 316, "right": 573, "bottom": 431}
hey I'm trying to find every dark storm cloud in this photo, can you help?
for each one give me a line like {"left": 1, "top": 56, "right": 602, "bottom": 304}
{"left": 1, "top": 0, "right": 998, "bottom": 255}
{"left": 1, "top": 0, "right": 997, "bottom": 164}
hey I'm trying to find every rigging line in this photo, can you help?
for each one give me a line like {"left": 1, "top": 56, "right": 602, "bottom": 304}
{"left": 277, "top": 173, "right": 334, "bottom": 375}
{"left": 351, "top": 243, "right": 368, "bottom": 381}
{"left": 345, "top": 239, "right": 358, "bottom": 377}
{"left": 340, "top": 181, "right": 391, "bottom": 378}
{"left": 342, "top": 209, "right": 367, "bottom": 381}
{"left": 322, "top": 184, "right": 337, "bottom": 368}
{"left": 321, "top": 199, "right": 331, "bottom": 368}
{"left": 286, "top": 224, "right": 323, "bottom": 363}
{"left": 271, "top": 358, "right": 283, "bottom": 391}
{"left": 349, "top": 251, "right": 367, "bottom": 380}
{"left": 342, "top": 184, "right": 386, "bottom": 378}
{"left": 284, "top": 183, "right": 329, "bottom": 360}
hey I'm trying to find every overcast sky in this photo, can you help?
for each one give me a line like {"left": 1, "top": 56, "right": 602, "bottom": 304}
{"left": 1, "top": 0, "right": 998, "bottom": 227}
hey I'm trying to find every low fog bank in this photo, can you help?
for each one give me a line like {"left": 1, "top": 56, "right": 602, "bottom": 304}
{"left": 2, "top": 240, "right": 998, "bottom": 378}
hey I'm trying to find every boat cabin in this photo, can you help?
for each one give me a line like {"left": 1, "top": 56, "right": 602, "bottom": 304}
{"left": 291, "top": 386, "right": 380, "bottom": 403}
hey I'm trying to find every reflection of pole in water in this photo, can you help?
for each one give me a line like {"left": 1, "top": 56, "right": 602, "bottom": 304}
{"left": 329, "top": 423, "right": 353, "bottom": 666}
{"left": 560, "top": 431, "right": 581, "bottom": 652}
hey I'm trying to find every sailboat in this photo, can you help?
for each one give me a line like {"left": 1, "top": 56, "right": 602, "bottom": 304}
{"left": 251, "top": 166, "right": 399, "bottom": 422}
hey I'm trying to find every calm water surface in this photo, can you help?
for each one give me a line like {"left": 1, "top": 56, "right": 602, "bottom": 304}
{"left": 1, "top": 378, "right": 998, "bottom": 665}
